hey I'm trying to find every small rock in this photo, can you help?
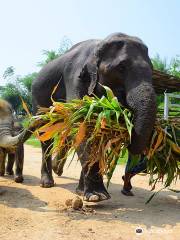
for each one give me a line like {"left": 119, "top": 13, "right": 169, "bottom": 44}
{"left": 72, "top": 196, "right": 83, "bottom": 210}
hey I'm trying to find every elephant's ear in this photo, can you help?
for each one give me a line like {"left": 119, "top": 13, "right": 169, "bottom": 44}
{"left": 95, "top": 41, "right": 110, "bottom": 66}
{"left": 78, "top": 41, "right": 110, "bottom": 95}
{"left": 79, "top": 60, "right": 98, "bottom": 96}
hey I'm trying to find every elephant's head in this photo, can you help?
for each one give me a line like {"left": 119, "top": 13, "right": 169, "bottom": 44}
{"left": 82, "top": 33, "right": 157, "bottom": 154}
{"left": 0, "top": 99, "right": 29, "bottom": 148}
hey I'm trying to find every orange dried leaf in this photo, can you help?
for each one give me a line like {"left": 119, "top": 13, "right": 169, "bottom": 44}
{"left": 59, "top": 129, "right": 70, "bottom": 146}
{"left": 37, "top": 131, "right": 54, "bottom": 142}
{"left": 39, "top": 122, "right": 65, "bottom": 133}
{"left": 74, "top": 122, "right": 86, "bottom": 147}
{"left": 148, "top": 129, "right": 164, "bottom": 158}
{"left": 54, "top": 105, "right": 64, "bottom": 112}
{"left": 101, "top": 117, "right": 107, "bottom": 128}
{"left": 51, "top": 81, "right": 61, "bottom": 103}
{"left": 20, "top": 97, "right": 31, "bottom": 117}
{"left": 37, "top": 123, "right": 65, "bottom": 142}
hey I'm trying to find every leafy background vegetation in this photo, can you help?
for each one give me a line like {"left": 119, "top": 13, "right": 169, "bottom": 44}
{"left": 0, "top": 36, "right": 72, "bottom": 114}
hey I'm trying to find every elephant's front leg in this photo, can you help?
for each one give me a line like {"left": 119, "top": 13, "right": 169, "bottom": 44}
{"left": 77, "top": 142, "right": 110, "bottom": 202}
{"left": 14, "top": 144, "right": 24, "bottom": 183}
{"left": 0, "top": 149, "right": 6, "bottom": 176}
{"left": 40, "top": 140, "right": 54, "bottom": 188}
{"left": 6, "top": 152, "right": 15, "bottom": 175}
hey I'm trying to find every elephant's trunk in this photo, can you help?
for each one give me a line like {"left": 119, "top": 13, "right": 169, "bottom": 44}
{"left": 0, "top": 124, "right": 32, "bottom": 148}
{"left": 0, "top": 134, "right": 21, "bottom": 148}
{"left": 126, "top": 82, "right": 157, "bottom": 154}
{"left": 0, "top": 119, "right": 46, "bottom": 148}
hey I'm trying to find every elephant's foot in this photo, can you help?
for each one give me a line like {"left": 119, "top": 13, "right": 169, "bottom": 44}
{"left": 40, "top": 175, "right": 54, "bottom": 188}
{"left": 84, "top": 190, "right": 111, "bottom": 202}
{"left": 6, "top": 169, "right": 14, "bottom": 176}
{"left": 14, "top": 175, "right": 24, "bottom": 183}
{"left": 121, "top": 188, "right": 134, "bottom": 196}
{"left": 83, "top": 182, "right": 111, "bottom": 202}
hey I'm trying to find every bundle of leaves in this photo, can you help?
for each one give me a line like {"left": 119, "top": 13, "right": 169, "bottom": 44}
{"left": 29, "top": 86, "right": 180, "bottom": 189}
{"left": 146, "top": 119, "right": 180, "bottom": 197}
{"left": 30, "top": 86, "right": 132, "bottom": 186}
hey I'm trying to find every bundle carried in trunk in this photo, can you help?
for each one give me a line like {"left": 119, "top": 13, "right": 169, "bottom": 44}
{"left": 29, "top": 86, "right": 180, "bottom": 190}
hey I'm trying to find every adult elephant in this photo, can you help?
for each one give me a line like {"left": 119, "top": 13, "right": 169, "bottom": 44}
{"left": 32, "top": 33, "right": 157, "bottom": 202}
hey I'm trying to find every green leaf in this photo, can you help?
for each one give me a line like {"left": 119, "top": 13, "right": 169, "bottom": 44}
{"left": 85, "top": 102, "right": 97, "bottom": 121}
{"left": 145, "top": 187, "right": 165, "bottom": 204}
{"left": 100, "top": 84, "right": 115, "bottom": 101}
{"left": 95, "top": 112, "right": 104, "bottom": 132}
{"left": 107, "top": 156, "right": 119, "bottom": 188}
{"left": 111, "top": 97, "right": 121, "bottom": 110}
{"left": 103, "top": 110, "right": 111, "bottom": 126}
{"left": 123, "top": 109, "right": 133, "bottom": 139}
{"left": 98, "top": 96, "right": 113, "bottom": 109}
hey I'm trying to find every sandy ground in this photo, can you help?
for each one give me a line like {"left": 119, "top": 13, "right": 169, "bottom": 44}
{"left": 0, "top": 145, "right": 179, "bottom": 240}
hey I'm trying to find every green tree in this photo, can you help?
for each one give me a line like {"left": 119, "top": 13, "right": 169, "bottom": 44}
{"left": 169, "top": 55, "right": 180, "bottom": 78}
{"left": 38, "top": 36, "right": 72, "bottom": 66}
{"left": 151, "top": 54, "right": 180, "bottom": 77}
{"left": 3, "top": 66, "right": 15, "bottom": 79}
{"left": 1, "top": 67, "right": 37, "bottom": 114}
{"left": 151, "top": 54, "right": 169, "bottom": 73}
{"left": 57, "top": 36, "right": 72, "bottom": 55}
{"left": 18, "top": 72, "right": 37, "bottom": 93}
{"left": 17, "top": 72, "right": 38, "bottom": 113}
{"left": 151, "top": 55, "right": 180, "bottom": 108}
{"left": 1, "top": 83, "right": 22, "bottom": 113}
{"left": 38, "top": 50, "right": 59, "bottom": 67}
{"left": 1, "top": 37, "right": 72, "bottom": 114}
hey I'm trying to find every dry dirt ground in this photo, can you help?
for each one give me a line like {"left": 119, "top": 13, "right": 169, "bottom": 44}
{"left": 0, "top": 145, "right": 179, "bottom": 240}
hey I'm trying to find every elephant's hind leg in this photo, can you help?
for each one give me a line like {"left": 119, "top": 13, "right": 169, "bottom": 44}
{"left": 6, "top": 152, "right": 15, "bottom": 175}
{"left": 14, "top": 144, "right": 24, "bottom": 183}
{"left": 0, "top": 149, "right": 6, "bottom": 176}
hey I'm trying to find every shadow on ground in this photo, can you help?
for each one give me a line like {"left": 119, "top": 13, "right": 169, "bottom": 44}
{"left": 0, "top": 175, "right": 55, "bottom": 213}
{"left": 0, "top": 173, "right": 179, "bottom": 229}
{"left": 56, "top": 175, "right": 180, "bottom": 229}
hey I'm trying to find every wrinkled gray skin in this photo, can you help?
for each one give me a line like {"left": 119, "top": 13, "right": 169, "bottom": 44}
{"left": 32, "top": 33, "right": 157, "bottom": 202}
{"left": 0, "top": 100, "right": 24, "bottom": 183}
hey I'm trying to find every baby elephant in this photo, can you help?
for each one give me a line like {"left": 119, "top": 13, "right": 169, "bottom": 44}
{"left": 0, "top": 99, "right": 24, "bottom": 183}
